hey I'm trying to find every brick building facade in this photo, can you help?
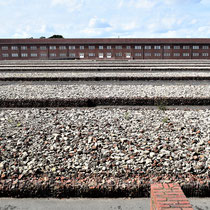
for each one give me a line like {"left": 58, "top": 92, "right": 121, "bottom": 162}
{"left": 1, "top": 38, "right": 210, "bottom": 60}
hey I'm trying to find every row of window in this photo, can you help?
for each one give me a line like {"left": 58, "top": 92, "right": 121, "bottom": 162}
{"left": 135, "top": 53, "right": 209, "bottom": 57}
{"left": 1, "top": 52, "right": 209, "bottom": 58}
{"left": 1, "top": 45, "right": 209, "bottom": 51}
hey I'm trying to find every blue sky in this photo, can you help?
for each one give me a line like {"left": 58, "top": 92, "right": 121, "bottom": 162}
{"left": 1, "top": 0, "right": 210, "bottom": 38}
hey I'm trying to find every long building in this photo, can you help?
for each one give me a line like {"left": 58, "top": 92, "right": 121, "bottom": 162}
{"left": 1, "top": 38, "right": 210, "bottom": 60}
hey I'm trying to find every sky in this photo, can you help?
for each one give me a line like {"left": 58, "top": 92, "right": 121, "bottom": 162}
{"left": 1, "top": 0, "right": 210, "bottom": 38}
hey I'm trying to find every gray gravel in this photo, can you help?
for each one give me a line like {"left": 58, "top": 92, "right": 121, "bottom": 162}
{"left": 0, "top": 198, "right": 210, "bottom": 210}
{"left": 0, "top": 84, "right": 210, "bottom": 100}
{"left": 0, "top": 198, "right": 150, "bottom": 210}
{"left": 2, "top": 66, "right": 210, "bottom": 71}
{"left": 1, "top": 71, "right": 210, "bottom": 78}
{"left": 0, "top": 108, "right": 209, "bottom": 195}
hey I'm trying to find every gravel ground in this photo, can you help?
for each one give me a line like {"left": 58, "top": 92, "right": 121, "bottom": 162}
{"left": 1, "top": 66, "right": 210, "bottom": 71}
{"left": 0, "top": 108, "right": 209, "bottom": 197}
{"left": 2, "top": 64, "right": 210, "bottom": 67}
{"left": 0, "top": 84, "right": 209, "bottom": 100}
{"left": 1, "top": 71, "right": 210, "bottom": 78}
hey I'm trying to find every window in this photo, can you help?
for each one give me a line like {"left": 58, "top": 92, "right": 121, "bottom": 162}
{"left": 60, "top": 53, "right": 67, "bottom": 57}
{"left": 59, "top": 46, "right": 66, "bottom": 50}
{"left": 79, "top": 53, "right": 84, "bottom": 58}
{"left": 12, "top": 53, "right": 18, "bottom": 57}
{"left": 107, "top": 46, "right": 112, "bottom": 49}
{"left": 40, "top": 46, "right": 47, "bottom": 50}
{"left": 40, "top": 53, "right": 47, "bottom": 57}
{"left": 89, "top": 46, "right": 95, "bottom": 50}
{"left": 126, "top": 53, "right": 131, "bottom": 58}
{"left": 30, "top": 46, "right": 37, "bottom": 50}
{"left": 107, "top": 52, "right": 112, "bottom": 58}
{"left": 145, "top": 53, "right": 151, "bottom": 56}
{"left": 193, "top": 53, "right": 199, "bottom": 57}
{"left": 154, "top": 46, "right": 161, "bottom": 50}
{"left": 174, "top": 46, "right": 180, "bottom": 49}
{"left": 164, "top": 53, "right": 170, "bottom": 57}
{"left": 193, "top": 46, "right": 199, "bottom": 50}
{"left": 116, "top": 53, "right": 122, "bottom": 57}
{"left": 183, "top": 46, "right": 189, "bottom": 50}
{"left": 99, "top": 46, "right": 103, "bottom": 50}
{"left": 2, "top": 46, "right": 8, "bottom": 50}
{"left": 69, "top": 46, "right": 75, "bottom": 50}
{"left": 11, "top": 46, "right": 18, "bottom": 50}
{"left": 202, "top": 53, "right": 208, "bottom": 56}
{"left": 21, "top": 53, "right": 28, "bottom": 57}
{"left": 202, "top": 46, "right": 209, "bottom": 49}
{"left": 154, "top": 53, "right": 161, "bottom": 56}
{"left": 31, "top": 53, "right": 38, "bottom": 57}
{"left": 164, "top": 46, "right": 170, "bottom": 50}
{"left": 69, "top": 53, "right": 76, "bottom": 58}
{"left": 135, "top": 46, "right": 141, "bottom": 50}
{"left": 2, "top": 54, "right": 9, "bottom": 57}
{"left": 135, "top": 53, "right": 141, "bottom": 57}
{"left": 89, "top": 53, "right": 95, "bottom": 57}
{"left": 145, "top": 46, "right": 151, "bottom": 50}
{"left": 50, "top": 53, "right": 56, "bottom": 57}
{"left": 21, "top": 46, "right": 27, "bottom": 50}
{"left": 126, "top": 46, "right": 131, "bottom": 49}
{"left": 116, "top": 45, "right": 122, "bottom": 49}
{"left": 183, "top": 53, "right": 189, "bottom": 57}
{"left": 80, "top": 46, "right": 84, "bottom": 50}
{"left": 50, "top": 46, "right": 56, "bottom": 50}
{"left": 99, "top": 53, "right": 104, "bottom": 58}
{"left": 174, "top": 53, "right": 180, "bottom": 57}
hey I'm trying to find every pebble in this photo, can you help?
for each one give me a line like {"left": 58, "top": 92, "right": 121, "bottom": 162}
{"left": 0, "top": 84, "right": 209, "bottom": 100}
{"left": 1, "top": 71, "right": 210, "bottom": 79}
{"left": 0, "top": 107, "right": 209, "bottom": 192}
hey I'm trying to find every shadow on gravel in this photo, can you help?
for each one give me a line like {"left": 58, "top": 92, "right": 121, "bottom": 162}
{"left": 0, "top": 183, "right": 209, "bottom": 198}
{"left": 1, "top": 97, "right": 210, "bottom": 108}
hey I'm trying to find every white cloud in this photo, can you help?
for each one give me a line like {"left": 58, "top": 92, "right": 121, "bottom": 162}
{"left": 121, "top": 21, "right": 138, "bottom": 31}
{"left": 51, "top": 0, "right": 84, "bottom": 12}
{"left": 146, "top": 14, "right": 187, "bottom": 34}
{"left": 160, "top": 30, "right": 178, "bottom": 38}
{"left": 82, "top": 28, "right": 103, "bottom": 36}
{"left": 38, "top": 24, "right": 47, "bottom": 34}
{"left": 88, "top": 17, "right": 111, "bottom": 28}
{"left": 81, "top": 17, "right": 112, "bottom": 37}
{"left": 132, "top": 0, "right": 156, "bottom": 9}
{"left": 118, "top": 0, "right": 201, "bottom": 8}
{"left": 0, "top": 0, "right": 14, "bottom": 6}
{"left": 198, "top": 26, "right": 210, "bottom": 35}
{"left": 12, "top": 31, "right": 31, "bottom": 38}
{"left": 0, "top": 0, "right": 208, "bottom": 38}
{"left": 119, "top": 0, "right": 156, "bottom": 9}
{"left": 118, "top": 0, "right": 124, "bottom": 8}
{"left": 163, "top": 0, "right": 201, "bottom": 5}
{"left": 10, "top": 22, "right": 48, "bottom": 38}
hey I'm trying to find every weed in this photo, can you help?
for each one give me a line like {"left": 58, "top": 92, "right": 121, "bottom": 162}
{"left": 8, "top": 119, "right": 13, "bottom": 123}
{"left": 162, "top": 117, "right": 169, "bottom": 123}
{"left": 155, "top": 99, "right": 167, "bottom": 111}
{"left": 124, "top": 111, "right": 130, "bottom": 120}
{"left": 17, "top": 122, "right": 22, "bottom": 127}
{"left": 158, "top": 104, "right": 167, "bottom": 111}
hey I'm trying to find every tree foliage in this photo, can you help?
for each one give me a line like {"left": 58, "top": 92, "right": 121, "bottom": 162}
{"left": 49, "top": 35, "right": 64, "bottom": 38}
